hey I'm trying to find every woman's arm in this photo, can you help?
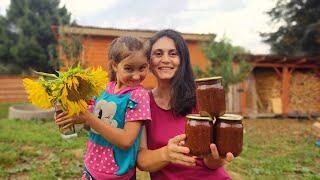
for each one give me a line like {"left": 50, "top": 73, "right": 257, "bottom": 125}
{"left": 137, "top": 127, "right": 196, "bottom": 172}
{"left": 56, "top": 111, "right": 142, "bottom": 150}
{"left": 137, "top": 127, "right": 169, "bottom": 172}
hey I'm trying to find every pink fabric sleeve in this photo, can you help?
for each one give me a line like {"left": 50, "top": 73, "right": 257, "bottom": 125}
{"left": 125, "top": 88, "right": 151, "bottom": 122}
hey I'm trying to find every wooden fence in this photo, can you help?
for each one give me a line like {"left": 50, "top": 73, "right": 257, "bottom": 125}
{"left": 0, "top": 76, "right": 34, "bottom": 103}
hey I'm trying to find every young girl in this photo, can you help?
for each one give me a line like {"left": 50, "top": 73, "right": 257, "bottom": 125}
{"left": 55, "top": 36, "right": 151, "bottom": 180}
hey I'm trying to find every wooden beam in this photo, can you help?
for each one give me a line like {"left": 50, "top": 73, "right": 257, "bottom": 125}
{"left": 273, "top": 67, "right": 282, "bottom": 79}
{"left": 254, "top": 56, "right": 266, "bottom": 63}
{"left": 294, "top": 58, "right": 307, "bottom": 65}
{"left": 282, "top": 66, "right": 291, "bottom": 117}
{"left": 280, "top": 57, "right": 287, "bottom": 62}
{"left": 289, "top": 67, "right": 295, "bottom": 74}
{"left": 240, "top": 81, "right": 247, "bottom": 116}
{"left": 253, "top": 63, "right": 318, "bottom": 69}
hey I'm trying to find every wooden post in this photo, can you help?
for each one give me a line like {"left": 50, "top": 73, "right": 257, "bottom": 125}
{"left": 240, "top": 81, "right": 247, "bottom": 116}
{"left": 282, "top": 66, "right": 291, "bottom": 117}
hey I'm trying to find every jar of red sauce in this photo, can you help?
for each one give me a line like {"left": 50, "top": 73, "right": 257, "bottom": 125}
{"left": 195, "top": 76, "right": 226, "bottom": 118}
{"left": 215, "top": 114, "right": 243, "bottom": 157}
{"left": 185, "top": 114, "right": 214, "bottom": 156}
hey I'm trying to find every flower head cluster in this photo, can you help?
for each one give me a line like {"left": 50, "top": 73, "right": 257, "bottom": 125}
{"left": 23, "top": 66, "right": 108, "bottom": 116}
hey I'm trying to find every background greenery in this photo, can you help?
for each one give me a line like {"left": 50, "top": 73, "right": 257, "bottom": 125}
{"left": 0, "top": 0, "right": 73, "bottom": 74}
{"left": 261, "top": 0, "right": 320, "bottom": 56}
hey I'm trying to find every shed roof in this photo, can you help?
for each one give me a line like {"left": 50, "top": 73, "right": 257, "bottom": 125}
{"left": 247, "top": 54, "right": 320, "bottom": 68}
{"left": 51, "top": 25, "right": 214, "bottom": 42}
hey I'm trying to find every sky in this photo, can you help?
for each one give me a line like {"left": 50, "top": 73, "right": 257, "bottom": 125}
{"left": 0, "top": 0, "right": 278, "bottom": 54}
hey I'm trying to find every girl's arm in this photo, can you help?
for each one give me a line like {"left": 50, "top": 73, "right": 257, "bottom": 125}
{"left": 56, "top": 111, "right": 142, "bottom": 150}
{"left": 82, "top": 112, "right": 142, "bottom": 150}
{"left": 137, "top": 127, "right": 196, "bottom": 172}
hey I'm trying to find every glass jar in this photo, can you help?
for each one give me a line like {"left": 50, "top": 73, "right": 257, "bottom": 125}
{"left": 185, "top": 114, "right": 214, "bottom": 156}
{"left": 215, "top": 114, "right": 243, "bottom": 157}
{"left": 55, "top": 103, "right": 77, "bottom": 139}
{"left": 195, "top": 76, "right": 226, "bottom": 118}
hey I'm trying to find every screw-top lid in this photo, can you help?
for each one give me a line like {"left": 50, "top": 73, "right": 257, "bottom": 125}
{"left": 186, "top": 114, "right": 214, "bottom": 121}
{"left": 218, "top": 114, "right": 243, "bottom": 121}
{"left": 195, "top": 76, "right": 222, "bottom": 82}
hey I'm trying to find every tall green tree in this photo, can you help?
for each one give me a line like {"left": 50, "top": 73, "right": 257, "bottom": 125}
{"left": 0, "top": 0, "right": 72, "bottom": 74}
{"left": 195, "top": 36, "right": 251, "bottom": 92}
{"left": 261, "top": 0, "right": 320, "bottom": 56}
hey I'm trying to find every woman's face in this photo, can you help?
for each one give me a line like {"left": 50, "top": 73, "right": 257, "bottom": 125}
{"left": 150, "top": 37, "right": 180, "bottom": 80}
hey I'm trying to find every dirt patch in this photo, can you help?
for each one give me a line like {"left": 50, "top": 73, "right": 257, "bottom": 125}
{"left": 9, "top": 172, "right": 29, "bottom": 180}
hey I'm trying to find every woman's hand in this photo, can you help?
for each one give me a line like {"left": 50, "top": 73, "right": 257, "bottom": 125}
{"left": 203, "top": 144, "right": 234, "bottom": 169}
{"left": 162, "top": 134, "right": 196, "bottom": 167}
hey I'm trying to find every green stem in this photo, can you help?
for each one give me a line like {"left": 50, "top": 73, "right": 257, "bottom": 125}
{"left": 32, "top": 70, "right": 58, "bottom": 79}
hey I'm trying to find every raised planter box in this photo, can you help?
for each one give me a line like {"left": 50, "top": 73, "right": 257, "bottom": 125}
{"left": 8, "top": 103, "right": 54, "bottom": 120}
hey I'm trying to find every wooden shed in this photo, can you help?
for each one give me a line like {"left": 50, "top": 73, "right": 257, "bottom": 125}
{"left": 51, "top": 25, "right": 213, "bottom": 89}
{"left": 241, "top": 55, "right": 320, "bottom": 118}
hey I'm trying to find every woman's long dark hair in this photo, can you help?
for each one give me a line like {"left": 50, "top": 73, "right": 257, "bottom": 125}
{"left": 148, "top": 29, "right": 196, "bottom": 116}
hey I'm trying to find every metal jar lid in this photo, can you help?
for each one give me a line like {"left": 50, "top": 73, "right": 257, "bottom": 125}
{"left": 195, "top": 76, "right": 222, "bottom": 82}
{"left": 186, "top": 114, "right": 214, "bottom": 121}
{"left": 218, "top": 114, "right": 243, "bottom": 121}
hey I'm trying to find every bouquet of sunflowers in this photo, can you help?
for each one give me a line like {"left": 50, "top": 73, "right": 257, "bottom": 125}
{"left": 23, "top": 65, "right": 108, "bottom": 137}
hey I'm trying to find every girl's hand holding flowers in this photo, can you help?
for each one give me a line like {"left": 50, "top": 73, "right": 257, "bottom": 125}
{"left": 55, "top": 110, "right": 87, "bottom": 130}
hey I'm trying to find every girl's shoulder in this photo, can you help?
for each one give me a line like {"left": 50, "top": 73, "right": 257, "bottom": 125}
{"left": 128, "top": 86, "right": 149, "bottom": 99}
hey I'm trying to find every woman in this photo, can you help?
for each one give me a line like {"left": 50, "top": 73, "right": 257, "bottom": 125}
{"left": 137, "top": 29, "right": 233, "bottom": 179}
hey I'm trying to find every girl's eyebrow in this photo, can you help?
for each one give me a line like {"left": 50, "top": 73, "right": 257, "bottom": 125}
{"left": 125, "top": 62, "right": 148, "bottom": 66}
{"left": 153, "top": 48, "right": 176, "bottom": 51}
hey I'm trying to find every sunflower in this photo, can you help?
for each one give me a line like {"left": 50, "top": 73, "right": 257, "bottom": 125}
{"left": 56, "top": 67, "right": 107, "bottom": 115}
{"left": 23, "top": 79, "right": 54, "bottom": 109}
{"left": 89, "top": 67, "right": 108, "bottom": 95}
{"left": 23, "top": 66, "right": 108, "bottom": 116}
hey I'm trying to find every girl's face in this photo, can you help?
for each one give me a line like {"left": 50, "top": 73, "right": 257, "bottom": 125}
{"left": 112, "top": 52, "right": 149, "bottom": 88}
{"left": 150, "top": 37, "right": 180, "bottom": 80}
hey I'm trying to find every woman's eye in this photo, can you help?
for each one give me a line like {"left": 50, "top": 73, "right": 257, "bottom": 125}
{"left": 169, "top": 50, "right": 178, "bottom": 57}
{"left": 152, "top": 51, "right": 163, "bottom": 57}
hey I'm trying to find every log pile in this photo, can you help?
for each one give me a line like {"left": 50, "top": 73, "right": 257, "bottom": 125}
{"left": 289, "top": 71, "right": 320, "bottom": 113}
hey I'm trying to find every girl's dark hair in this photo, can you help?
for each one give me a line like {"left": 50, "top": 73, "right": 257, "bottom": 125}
{"left": 108, "top": 36, "right": 149, "bottom": 81}
{"left": 148, "top": 29, "right": 196, "bottom": 116}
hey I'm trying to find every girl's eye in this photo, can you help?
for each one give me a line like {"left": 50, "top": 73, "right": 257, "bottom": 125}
{"left": 139, "top": 66, "right": 147, "bottom": 71}
{"left": 124, "top": 67, "right": 133, "bottom": 72}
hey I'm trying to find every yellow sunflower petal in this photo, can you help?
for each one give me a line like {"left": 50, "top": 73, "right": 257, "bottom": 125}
{"left": 23, "top": 78, "right": 53, "bottom": 109}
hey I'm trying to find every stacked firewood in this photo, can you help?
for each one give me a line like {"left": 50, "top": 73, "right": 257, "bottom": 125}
{"left": 289, "top": 71, "right": 320, "bottom": 112}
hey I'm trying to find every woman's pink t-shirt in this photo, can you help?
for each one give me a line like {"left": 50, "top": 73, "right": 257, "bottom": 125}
{"left": 145, "top": 92, "right": 231, "bottom": 180}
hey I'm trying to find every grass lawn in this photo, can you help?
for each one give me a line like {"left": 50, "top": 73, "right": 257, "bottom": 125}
{"left": 0, "top": 103, "right": 319, "bottom": 179}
